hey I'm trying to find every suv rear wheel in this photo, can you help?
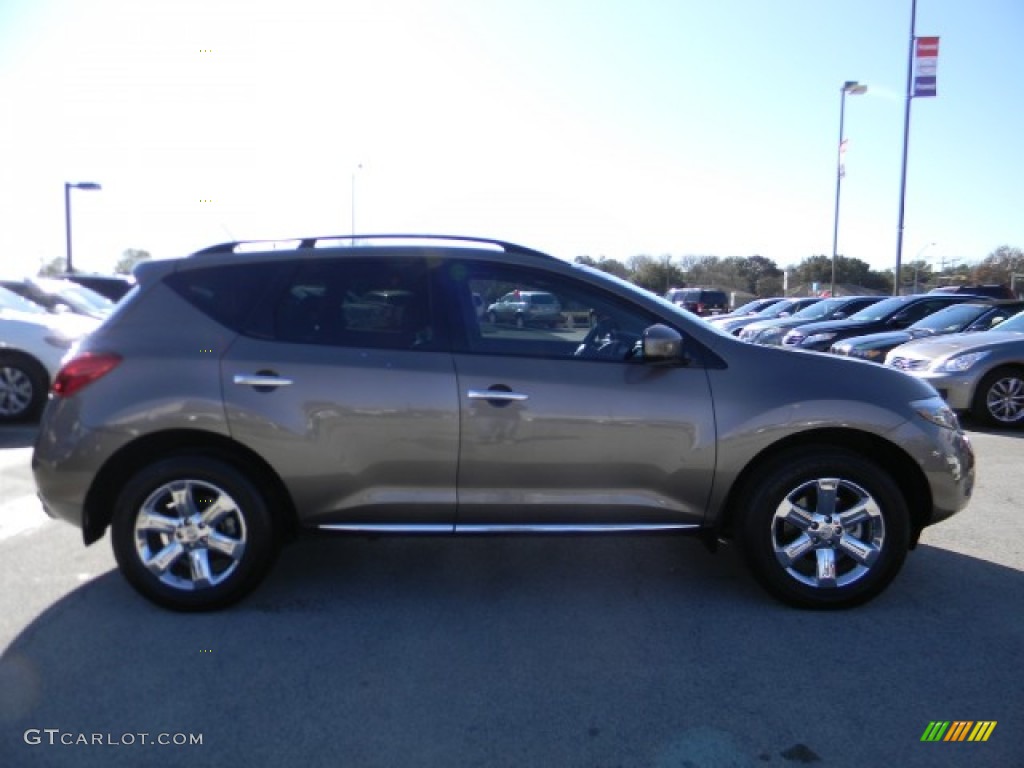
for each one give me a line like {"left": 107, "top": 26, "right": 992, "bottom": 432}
{"left": 736, "top": 448, "right": 909, "bottom": 609}
{"left": 111, "top": 456, "right": 278, "bottom": 611}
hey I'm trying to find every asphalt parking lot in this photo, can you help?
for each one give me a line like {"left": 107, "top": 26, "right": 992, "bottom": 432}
{"left": 1, "top": 421, "right": 1021, "bottom": 768}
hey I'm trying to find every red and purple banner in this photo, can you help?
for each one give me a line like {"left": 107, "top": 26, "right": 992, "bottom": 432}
{"left": 913, "top": 36, "right": 940, "bottom": 98}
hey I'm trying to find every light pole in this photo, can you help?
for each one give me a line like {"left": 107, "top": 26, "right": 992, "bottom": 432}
{"left": 65, "top": 181, "right": 102, "bottom": 273}
{"left": 830, "top": 81, "right": 867, "bottom": 297}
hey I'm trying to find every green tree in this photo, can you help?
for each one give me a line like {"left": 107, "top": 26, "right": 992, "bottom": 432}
{"left": 115, "top": 248, "right": 152, "bottom": 275}
{"left": 575, "top": 255, "right": 630, "bottom": 280}
{"left": 971, "top": 245, "right": 1024, "bottom": 286}
{"left": 38, "top": 256, "right": 66, "bottom": 276}
{"left": 629, "top": 254, "right": 685, "bottom": 294}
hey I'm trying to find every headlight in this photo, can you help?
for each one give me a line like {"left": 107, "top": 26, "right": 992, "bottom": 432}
{"left": 857, "top": 347, "right": 884, "bottom": 361}
{"left": 759, "top": 328, "right": 783, "bottom": 343}
{"left": 934, "top": 350, "right": 990, "bottom": 373}
{"left": 912, "top": 397, "right": 961, "bottom": 431}
{"left": 804, "top": 332, "right": 837, "bottom": 345}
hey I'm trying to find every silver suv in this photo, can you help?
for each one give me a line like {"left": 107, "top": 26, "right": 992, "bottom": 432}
{"left": 33, "top": 235, "right": 975, "bottom": 611}
{"left": 486, "top": 290, "right": 562, "bottom": 328}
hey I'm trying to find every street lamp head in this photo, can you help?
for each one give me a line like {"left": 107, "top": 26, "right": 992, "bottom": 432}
{"left": 68, "top": 181, "right": 102, "bottom": 191}
{"left": 842, "top": 81, "right": 868, "bottom": 95}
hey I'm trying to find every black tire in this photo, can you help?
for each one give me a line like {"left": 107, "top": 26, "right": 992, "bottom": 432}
{"left": 970, "top": 366, "right": 1024, "bottom": 428}
{"left": 0, "top": 353, "right": 49, "bottom": 423}
{"left": 515, "top": 314, "right": 525, "bottom": 329}
{"left": 487, "top": 311, "right": 498, "bottom": 325}
{"left": 111, "top": 456, "right": 278, "bottom": 611}
{"left": 736, "top": 447, "right": 910, "bottom": 609}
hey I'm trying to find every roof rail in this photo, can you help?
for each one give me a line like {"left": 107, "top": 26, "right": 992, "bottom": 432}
{"left": 190, "top": 234, "right": 556, "bottom": 260}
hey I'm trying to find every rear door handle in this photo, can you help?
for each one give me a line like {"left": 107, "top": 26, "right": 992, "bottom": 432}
{"left": 233, "top": 374, "right": 294, "bottom": 388}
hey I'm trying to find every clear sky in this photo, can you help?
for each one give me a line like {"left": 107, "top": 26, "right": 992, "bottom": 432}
{"left": 1, "top": 0, "right": 1021, "bottom": 276}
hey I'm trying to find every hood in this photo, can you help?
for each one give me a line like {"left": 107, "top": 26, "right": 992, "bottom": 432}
{"left": 893, "top": 329, "right": 1024, "bottom": 359}
{"left": 840, "top": 331, "right": 912, "bottom": 349}
{"left": 0, "top": 308, "right": 99, "bottom": 338}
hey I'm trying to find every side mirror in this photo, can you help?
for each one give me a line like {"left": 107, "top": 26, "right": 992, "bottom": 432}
{"left": 643, "top": 324, "right": 683, "bottom": 361}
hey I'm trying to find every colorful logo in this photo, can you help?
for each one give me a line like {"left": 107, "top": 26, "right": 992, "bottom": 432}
{"left": 921, "top": 721, "right": 996, "bottom": 742}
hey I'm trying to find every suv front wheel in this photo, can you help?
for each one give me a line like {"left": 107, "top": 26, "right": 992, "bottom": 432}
{"left": 736, "top": 448, "right": 909, "bottom": 609}
{"left": 111, "top": 456, "right": 278, "bottom": 611}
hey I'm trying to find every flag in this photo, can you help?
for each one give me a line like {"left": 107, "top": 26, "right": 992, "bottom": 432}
{"left": 838, "top": 138, "right": 849, "bottom": 178}
{"left": 913, "top": 36, "right": 940, "bottom": 98}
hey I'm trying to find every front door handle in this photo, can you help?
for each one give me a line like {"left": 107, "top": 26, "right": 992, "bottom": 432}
{"left": 467, "top": 388, "right": 528, "bottom": 403}
{"left": 233, "top": 373, "right": 293, "bottom": 389}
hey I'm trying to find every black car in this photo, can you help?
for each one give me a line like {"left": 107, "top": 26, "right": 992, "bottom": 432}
{"left": 706, "top": 296, "right": 786, "bottom": 321}
{"left": 738, "top": 295, "right": 884, "bottom": 345}
{"left": 831, "top": 300, "right": 1024, "bottom": 362}
{"left": 61, "top": 272, "right": 136, "bottom": 301}
{"left": 781, "top": 294, "right": 985, "bottom": 352}
{"left": 930, "top": 284, "right": 1015, "bottom": 300}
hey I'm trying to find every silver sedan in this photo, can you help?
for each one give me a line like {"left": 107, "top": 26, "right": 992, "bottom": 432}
{"left": 885, "top": 310, "right": 1024, "bottom": 427}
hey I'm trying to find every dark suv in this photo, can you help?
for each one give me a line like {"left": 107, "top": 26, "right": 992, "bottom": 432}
{"left": 33, "top": 235, "right": 974, "bottom": 611}
{"left": 665, "top": 287, "right": 729, "bottom": 317}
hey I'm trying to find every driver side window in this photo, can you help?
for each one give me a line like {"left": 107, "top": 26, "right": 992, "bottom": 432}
{"left": 451, "top": 263, "right": 655, "bottom": 361}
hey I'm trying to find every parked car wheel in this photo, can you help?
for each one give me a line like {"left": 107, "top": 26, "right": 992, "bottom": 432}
{"left": 111, "top": 456, "right": 278, "bottom": 611}
{"left": 515, "top": 313, "right": 525, "bottom": 328}
{"left": 971, "top": 366, "right": 1024, "bottom": 428}
{"left": 737, "top": 448, "right": 909, "bottom": 609}
{"left": 0, "top": 352, "right": 48, "bottom": 423}
{"left": 486, "top": 310, "right": 498, "bottom": 324}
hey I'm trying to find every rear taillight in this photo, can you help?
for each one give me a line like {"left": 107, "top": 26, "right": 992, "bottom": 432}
{"left": 696, "top": 303, "right": 706, "bottom": 314}
{"left": 52, "top": 353, "right": 122, "bottom": 398}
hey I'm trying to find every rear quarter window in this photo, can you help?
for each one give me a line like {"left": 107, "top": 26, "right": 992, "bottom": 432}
{"left": 164, "top": 262, "right": 292, "bottom": 332}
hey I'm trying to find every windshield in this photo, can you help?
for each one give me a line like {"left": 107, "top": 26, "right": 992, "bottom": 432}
{"left": 35, "top": 279, "right": 115, "bottom": 315}
{"left": 847, "top": 296, "right": 911, "bottom": 322}
{"left": 0, "top": 285, "right": 47, "bottom": 314}
{"left": 909, "top": 303, "right": 987, "bottom": 333}
{"left": 995, "top": 310, "right": 1024, "bottom": 333}
{"left": 789, "top": 297, "right": 847, "bottom": 321}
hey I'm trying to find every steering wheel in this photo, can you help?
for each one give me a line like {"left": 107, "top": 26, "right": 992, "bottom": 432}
{"left": 574, "top": 317, "right": 622, "bottom": 358}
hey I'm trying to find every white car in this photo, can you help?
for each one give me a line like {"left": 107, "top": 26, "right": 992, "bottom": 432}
{"left": 0, "top": 286, "right": 99, "bottom": 422}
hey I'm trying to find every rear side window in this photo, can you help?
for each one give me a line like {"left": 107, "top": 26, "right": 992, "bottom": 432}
{"left": 165, "top": 262, "right": 291, "bottom": 332}
{"left": 260, "top": 257, "right": 438, "bottom": 350}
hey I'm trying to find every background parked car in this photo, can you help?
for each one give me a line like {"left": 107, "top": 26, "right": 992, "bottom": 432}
{"left": 60, "top": 272, "right": 136, "bottom": 301}
{"left": 486, "top": 290, "right": 562, "bottom": 328}
{"left": 0, "top": 285, "right": 99, "bottom": 422}
{"left": 885, "top": 309, "right": 1024, "bottom": 428}
{"left": 703, "top": 296, "right": 785, "bottom": 322}
{"left": 664, "top": 287, "right": 729, "bottom": 317}
{"left": 831, "top": 300, "right": 1024, "bottom": 362}
{"left": 929, "top": 284, "right": 1015, "bottom": 300}
{"left": 0, "top": 277, "right": 115, "bottom": 319}
{"left": 708, "top": 296, "right": 823, "bottom": 336}
{"left": 739, "top": 295, "right": 883, "bottom": 345}
{"left": 781, "top": 294, "right": 984, "bottom": 352}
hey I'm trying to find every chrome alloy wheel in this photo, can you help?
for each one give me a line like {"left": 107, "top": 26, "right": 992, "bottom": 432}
{"left": 0, "top": 366, "right": 33, "bottom": 418}
{"left": 770, "top": 477, "right": 885, "bottom": 589}
{"left": 985, "top": 374, "right": 1024, "bottom": 424}
{"left": 133, "top": 479, "right": 248, "bottom": 591}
